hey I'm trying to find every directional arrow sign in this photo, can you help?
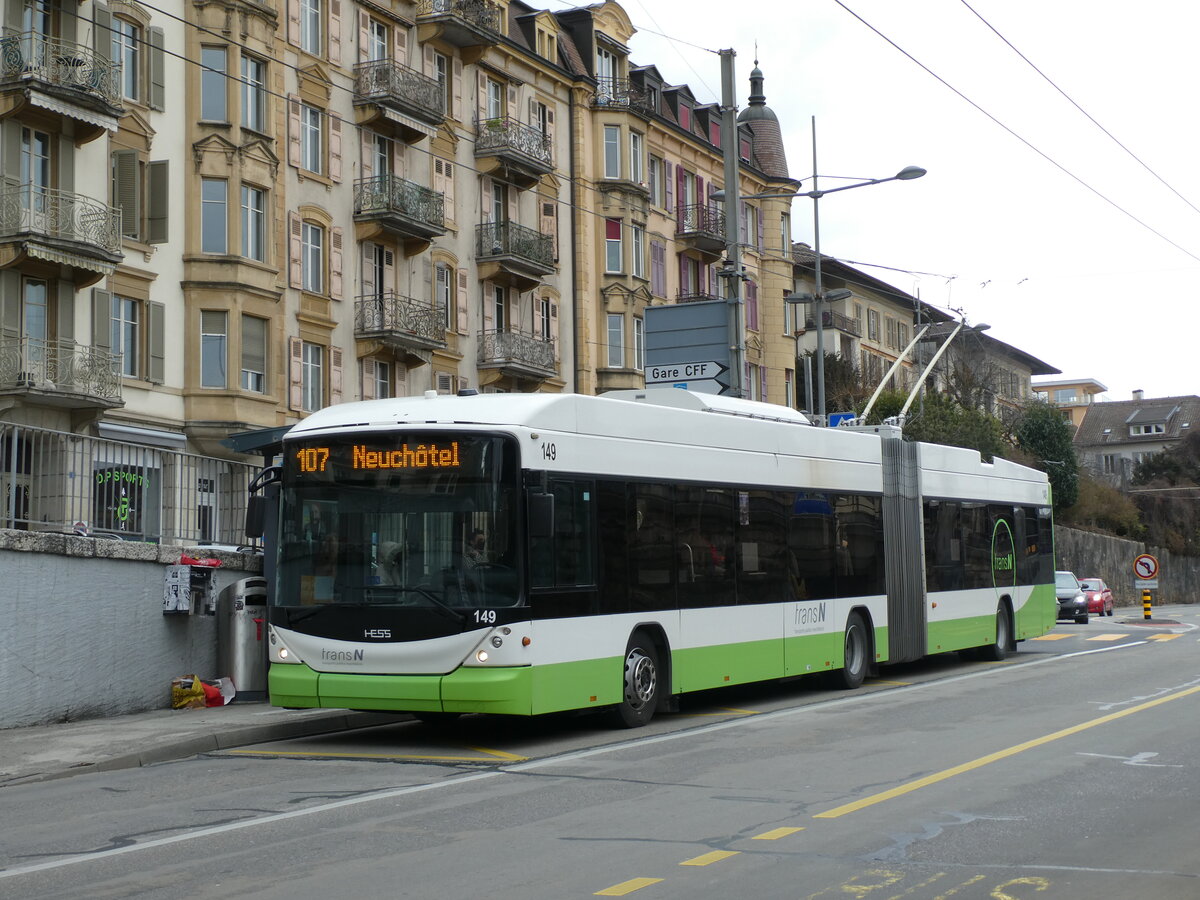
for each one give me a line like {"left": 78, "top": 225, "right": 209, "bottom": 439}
{"left": 645, "top": 360, "right": 730, "bottom": 388}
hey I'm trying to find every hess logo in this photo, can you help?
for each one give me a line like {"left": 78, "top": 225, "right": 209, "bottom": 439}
{"left": 364, "top": 628, "right": 392, "bottom": 639}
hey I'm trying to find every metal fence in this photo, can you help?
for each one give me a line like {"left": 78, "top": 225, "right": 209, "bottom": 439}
{"left": 1, "top": 422, "right": 261, "bottom": 546}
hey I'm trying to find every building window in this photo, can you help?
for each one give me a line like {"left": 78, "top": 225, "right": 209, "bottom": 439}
{"left": 300, "top": 0, "right": 322, "bottom": 54}
{"left": 648, "top": 156, "right": 663, "bottom": 206}
{"left": 492, "top": 284, "right": 507, "bottom": 330}
{"left": 629, "top": 131, "right": 643, "bottom": 183}
{"left": 486, "top": 76, "right": 504, "bottom": 119}
{"left": 367, "top": 18, "right": 388, "bottom": 60}
{"left": 111, "top": 295, "right": 140, "bottom": 377}
{"left": 373, "top": 359, "right": 392, "bottom": 399}
{"left": 603, "top": 125, "right": 620, "bottom": 178}
{"left": 301, "top": 341, "right": 323, "bottom": 411}
{"left": 867, "top": 309, "right": 881, "bottom": 342}
{"left": 241, "top": 185, "right": 266, "bottom": 261}
{"left": 300, "top": 103, "right": 323, "bottom": 173}
{"left": 605, "top": 218, "right": 621, "bottom": 273}
{"left": 241, "top": 315, "right": 266, "bottom": 392}
{"left": 634, "top": 317, "right": 644, "bottom": 371}
{"left": 607, "top": 313, "right": 623, "bottom": 368}
{"left": 241, "top": 55, "right": 267, "bottom": 132}
{"left": 596, "top": 46, "right": 616, "bottom": 101}
{"left": 301, "top": 222, "right": 324, "bottom": 293}
{"left": 433, "top": 51, "right": 449, "bottom": 113}
{"left": 631, "top": 224, "right": 645, "bottom": 278}
{"left": 200, "top": 310, "right": 227, "bottom": 388}
{"left": 201, "top": 178, "right": 227, "bottom": 254}
{"left": 436, "top": 263, "right": 453, "bottom": 328}
{"left": 780, "top": 212, "right": 791, "bottom": 252}
{"left": 200, "top": 46, "right": 227, "bottom": 121}
{"left": 536, "top": 28, "right": 556, "bottom": 61}
{"left": 539, "top": 295, "right": 552, "bottom": 342}
{"left": 112, "top": 19, "right": 140, "bottom": 100}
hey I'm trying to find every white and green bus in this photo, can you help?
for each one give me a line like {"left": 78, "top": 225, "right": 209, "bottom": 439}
{"left": 263, "top": 389, "right": 1056, "bottom": 727}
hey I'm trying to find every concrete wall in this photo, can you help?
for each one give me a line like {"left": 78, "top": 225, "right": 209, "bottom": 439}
{"left": 0, "top": 530, "right": 262, "bottom": 730}
{"left": 1054, "top": 526, "right": 1198, "bottom": 609}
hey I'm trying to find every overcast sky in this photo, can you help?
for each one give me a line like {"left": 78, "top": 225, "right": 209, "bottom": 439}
{"left": 615, "top": 0, "right": 1200, "bottom": 402}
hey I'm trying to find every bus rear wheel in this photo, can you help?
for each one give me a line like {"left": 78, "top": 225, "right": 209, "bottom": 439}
{"left": 978, "top": 604, "right": 1010, "bottom": 662}
{"left": 612, "top": 631, "right": 660, "bottom": 728}
{"left": 835, "top": 613, "right": 868, "bottom": 690}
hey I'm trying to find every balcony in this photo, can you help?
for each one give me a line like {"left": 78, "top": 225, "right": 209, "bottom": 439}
{"left": 355, "top": 293, "right": 447, "bottom": 363}
{"left": 353, "top": 175, "right": 446, "bottom": 253}
{"left": 415, "top": 0, "right": 502, "bottom": 60}
{"left": 592, "top": 78, "right": 653, "bottom": 115}
{"left": 474, "top": 116, "right": 553, "bottom": 189}
{"left": 353, "top": 59, "right": 445, "bottom": 142}
{"left": 677, "top": 290, "right": 722, "bottom": 304}
{"left": 0, "top": 337, "right": 123, "bottom": 410}
{"left": 477, "top": 328, "right": 556, "bottom": 381}
{"left": 0, "top": 186, "right": 123, "bottom": 287}
{"left": 675, "top": 203, "right": 726, "bottom": 262}
{"left": 804, "top": 310, "right": 862, "bottom": 338}
{"left": 475, "top": 221, "right": 554, "bottom": 292}
{"left": 0, "top": 32, "right": 123, "bottom": 144}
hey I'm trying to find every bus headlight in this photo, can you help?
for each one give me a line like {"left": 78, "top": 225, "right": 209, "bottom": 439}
{"left": 476, "top": 650, "right": 489, "bottom": 663}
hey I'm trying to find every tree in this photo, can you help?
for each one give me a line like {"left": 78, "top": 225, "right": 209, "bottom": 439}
{"left": 1014, "top": 400, "right": 1079, "bottom": 511}
{"left": 902, "top": 391, "right": 1007, "bottom": 461}
{"left": 1058, "top": 474, "right": 1144, "bottom": 538}
{"left": 1130, "top": 431, "right": 1200, "bottom": 555}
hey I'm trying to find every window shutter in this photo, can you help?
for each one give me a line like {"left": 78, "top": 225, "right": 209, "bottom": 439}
{"left": 360, "top": 130, "right": 373, "bottom": 180}
{"left": 746, "top": 280, "right": 758, "bottom": 331}
{"left": 395, "top": 362, "right": 406, "bottom": 397}
{"left": 442, "top": 160, "right": 455, "bottom": 209}
{"left": 394, "top": 25, "right": 408, "bottom": 67}
{"left": 149, "top": 27, "right": 165, "bottom": 109}
{"left": 436, "top": 371, "right": 454, "bottom": 394}
{"left": 549, "top": 300, "right": 559, "bottom": 360}
{"left": 288, "top": 337, "right": 303, "bottom": 409}
{"left": 328, "top": 0, "right": 343, "bottom": 63}
{"left": 678, "top": 254, "right": 688, "bottom": 293}
{"left": 287, "top": 0, "right": 300, "bottom": 46}
{"left": 423, "top": 43, "right": 434, "bottom": 77}
{"left": 456, "top": 268, "right": 468, "bottom": 335}
{"left": 357, "top": 10, "right": 370, "bottom": 63}
{"left": 664, "top": 160, "right": 673, "bottom": 213}
{"left": 540, "top": 200, "right": 556, "bottom": 260}
{"left": 329, "top": 116, "right": 343, "bottom": 182}
{"left": 382, "top": 248, "right": 395, "bottom": 293}
{"left": 92, "top": 288, "right": 112, "bottom": 352}
{"left": 507, "top": 84, "right": 518, "bottom": 119}
{"left": 93, "top": 4, "right": 112, "bottom": 62}
{"left": 508, "top": 289, "right": 518, "bottom": 335}
{"left": 112, "top": 149, "right": 139, "bottom": 240}
{"left": 360, "top": 243, "right": 376, "bottom": 298}
{"left": 757, "top": 207, "right": 764, "bottom": 250}
{"left": 650, "top": 240, "right": 664, "bottom": 296}
{"left": 361, "top": 357, "right": 376, "bottom": 399}
{"left": 288, "top": 212, "right": 302, "bottom": 288}
{"left": 675, "top": 165, "right": 685, "bottom": 218}
{"left": 329, "top": 226, "right": 344, "bottom": 299}
{"left": 482, "top": 281, "right": 494, "bottom": 332}
{"left": 148, "top": 301, "right": 165, "bottom": 383}
{"left": 476, "top": 71, "right": 487, "bottom": 119}
{"left": 480, "top": 177, "right": 492, "bottom": 221}
{"left": 326, "top": 348, "right": 340, "bottom": 403}
{"left": 451, "top": 57, "right": 463, "bottom": 120}
{"left": 147, "top": 160, "right": 169, "bottom": 244}
{"left": 545, "top": 108, "right": 555, "bottom": 144}
{"left": 760, "top": 365, "right": 768, "bottom": 402}
{"left": 287, "top": 96, "right": 302, "bottom": 167}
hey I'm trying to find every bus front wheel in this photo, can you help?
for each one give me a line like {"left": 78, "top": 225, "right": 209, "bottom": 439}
{"left": 612, "top": 631, "right": 660, "bottom": 728}
{"left": 835, "top": 613, "right": 868, "bottom": 690}
{"left": 978, "top": 604, "right": 1011, "bottom": 662}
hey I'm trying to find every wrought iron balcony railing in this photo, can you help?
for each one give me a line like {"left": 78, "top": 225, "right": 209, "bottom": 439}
{"left": 353, "top": 59, "right": 445, "bottom": 122}
{"left": 0, "top": 185, "right": 122, "bottom": 254}
{"left": 477, "top": 328, "right": 555, "bottom": 373}
{"left": 0, "top": 336, "right": 122, "bottom": 401}
{"left": 475, "top": 116, "right": 553, "bottom": 168}
{"left": 805, "top": 310, "right": 861, "bottom": 338}
{"left": 592, "top": 78, "right": 651, "bottom": 112}
{"left": 677, "top": 290, "right": 722, "bottom": 304}
{"left": 354, "top": 292, "right": 447, "bottom": 347}
{"left": 676, "top": 203, "right": 725, "bottom": 238}
{"left": 415, "top": 0, "right": 503, "bottom": 35}
{"left": 0, "top": 31, "right": 122, "bottom": 109}
{"left": 354, "top": 175, "right": 445, "bottom": 231}
{"left": 475, "top": 220, "right": 554, "bottom": 269}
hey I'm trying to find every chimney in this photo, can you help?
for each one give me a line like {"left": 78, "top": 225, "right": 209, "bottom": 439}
{"left": 1133, "top": 389, "right": 1144, "bottom": 401}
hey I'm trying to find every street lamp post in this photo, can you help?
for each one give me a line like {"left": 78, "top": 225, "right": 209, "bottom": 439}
{"left": 714, "top": 123, "right": 925, "bottom": 424}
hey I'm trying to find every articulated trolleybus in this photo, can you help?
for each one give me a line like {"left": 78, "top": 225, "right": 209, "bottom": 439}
{"left": 262, "top": 389, "right": 1055, "bottom": 727}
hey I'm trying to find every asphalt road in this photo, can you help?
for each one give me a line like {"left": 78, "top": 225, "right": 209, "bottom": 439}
{"left": 3, "top": 607, "right": 1198, "bottom": 899}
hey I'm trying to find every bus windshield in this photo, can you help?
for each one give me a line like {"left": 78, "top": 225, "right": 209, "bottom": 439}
{"left": 276, "top": 432, "right": 520, "bottom": 611}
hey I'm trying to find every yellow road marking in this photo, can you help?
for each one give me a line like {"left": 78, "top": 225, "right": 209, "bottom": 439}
{"left": 595, "top": 877, "right": 664, "bottom": 895}
{"left": 468, "top": 745, "right": 529, "bottom": 761}
{"left": 1031, "top": 633, "right": 1073, "bottom": 640}
{"left": 752, "top": 826, "right": 805, "bottom": 840}
{"left": 680, "top": 850, "right": 740, "bottom": 866}
{"left": 680, "top": 707, "right": 760, "bottom": 717}
{"left": 868, "top": 680, "right": 912, "bottom": 686}
{"left": 227, "top": 749, "right": 527, "bottom": 763}
{"left": 1086, "top": 634, "right": 1125, "bottom": 642}
{"left": 1147, "top": 633, "right": 1181, "bottom": 641}
{"left": 813, "top": 684, "right": 1200, "bottom": 819}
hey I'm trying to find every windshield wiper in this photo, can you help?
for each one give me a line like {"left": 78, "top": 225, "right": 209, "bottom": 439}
{"left": 358, "top": 585, "right": 466, "bottom": 624}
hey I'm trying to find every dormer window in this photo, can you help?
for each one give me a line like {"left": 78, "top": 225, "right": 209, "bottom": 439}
{"left": 679, "top": 103, "right": 691, "bottom": 130}
{"left": 537, "top": 28, "right": 556, "bottom": 61}
{"left": 1130, "top": 423, "right": 1165, "bottom": 436}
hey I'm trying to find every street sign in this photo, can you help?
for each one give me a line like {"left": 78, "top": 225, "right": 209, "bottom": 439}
{"left": 645, "top": 360, "right": 730, "bottom": 394}
{"left": 1133, "top": 553, "right": 1160, "bottom": 580}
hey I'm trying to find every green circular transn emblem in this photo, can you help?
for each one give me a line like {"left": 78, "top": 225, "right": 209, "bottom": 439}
{"left": 991, "top": 518, "right": 1016, "bottom": 590}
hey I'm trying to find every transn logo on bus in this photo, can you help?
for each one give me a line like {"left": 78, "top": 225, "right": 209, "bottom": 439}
{"left": 321, "top": 648, "right": 365, "bottom": 662}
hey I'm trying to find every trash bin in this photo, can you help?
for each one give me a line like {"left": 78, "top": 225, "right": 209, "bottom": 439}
{"left": 217, "top": 577, "right": 269, "bottom": 700}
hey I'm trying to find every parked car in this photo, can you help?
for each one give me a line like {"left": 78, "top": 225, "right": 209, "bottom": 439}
{"left": 1079, "top": 578, "right": 1115, "bottom": 616}
{"left": 1055, "top": 570, "right": 1088, "bottom": 624}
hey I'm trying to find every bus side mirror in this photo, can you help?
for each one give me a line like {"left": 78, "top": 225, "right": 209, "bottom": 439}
{"left": 529, "top": 492, "right": 554, "bottom": 539}
{"left": 245, "top": 494, "right": 266, "bottom": 539}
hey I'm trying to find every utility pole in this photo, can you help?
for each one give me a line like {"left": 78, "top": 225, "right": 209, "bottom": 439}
{"left": 719, "top": 49, "right": 743, "bottom": 398}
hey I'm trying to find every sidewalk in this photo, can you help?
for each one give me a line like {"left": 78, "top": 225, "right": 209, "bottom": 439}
{"left": 0, "top": 703, "right": 407, "bottom": 788}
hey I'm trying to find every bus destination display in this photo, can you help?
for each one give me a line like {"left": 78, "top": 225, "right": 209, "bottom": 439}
{"left": 293, "top": 441, "right": 463, "bottom": 474}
